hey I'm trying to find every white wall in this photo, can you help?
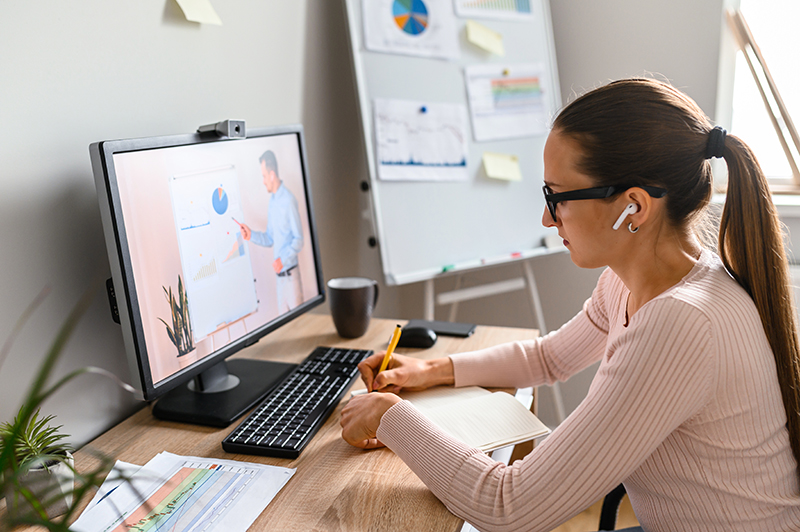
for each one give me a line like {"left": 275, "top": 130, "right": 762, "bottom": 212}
{"left": 0, "top": 0, "right": 728, "bottom": 445}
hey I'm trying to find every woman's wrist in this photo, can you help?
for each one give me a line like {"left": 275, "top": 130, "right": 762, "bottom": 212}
{"left": 425, "top": 357, "right": 455, "bottom": 387}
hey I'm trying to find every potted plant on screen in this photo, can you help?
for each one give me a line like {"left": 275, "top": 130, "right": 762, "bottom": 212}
{"left": 159, "top": 275, "right": 195, "bottom": 357}
{"left": 0, "top": 284, "right": 134, "bottom": 531}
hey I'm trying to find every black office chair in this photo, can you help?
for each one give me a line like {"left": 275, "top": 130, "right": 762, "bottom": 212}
{"left": 598, "top": 483, "right": 627, "bottom": 530}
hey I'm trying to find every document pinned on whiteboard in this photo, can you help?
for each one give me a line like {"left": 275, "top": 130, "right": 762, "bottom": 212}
{"left": 362, "top": 0, "right": 459, "bottom": 60}
{"left": 374, "top": 98, "right": 470, "bottom": 182}
{"left": 465, "top": 63, "right": 551, "bottom": 142}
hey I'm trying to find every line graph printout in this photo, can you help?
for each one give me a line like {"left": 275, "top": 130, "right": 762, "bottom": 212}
{"left": 454, "top": 0, "right": 534, "bottom": 21}
{"left": 374, "top": 98, "right": 469, "bottom": 181}
{"left": 71, "top": 452, "right": 295, "bottom": 532}
{"left": 169, "top": 166, "right": 258, "bottom": 341}
{"left": 464, "top": 63, "right": 550, "bottom": 141}
{"left": 363, "top": 0, "right": 459, "bottom": 60}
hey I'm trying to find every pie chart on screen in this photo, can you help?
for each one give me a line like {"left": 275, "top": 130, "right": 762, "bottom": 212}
{"left": 393, "top": 0, "right": 428, "bottom": 36}
{"left": 212, "top": 186, "right": 228, "bottom": 215}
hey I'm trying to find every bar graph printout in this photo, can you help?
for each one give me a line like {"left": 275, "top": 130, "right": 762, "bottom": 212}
{"left": 454, "top": 0, "right": 535, "bottom": 21}
{"left": 464, "top": 63, "right": 550, "bottom": 141}
{"left": 374, "top": 98, "right": 470, "bottom": 181}
{"left": 71, "top": 452, "right": 295, "bottom": 532}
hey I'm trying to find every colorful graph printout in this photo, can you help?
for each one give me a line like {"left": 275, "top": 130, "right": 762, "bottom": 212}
{"left": 464, "top": 63, "right": 549, "bottom": 141}
{"left": 374, "top": 98, "right": 469, "bottom": 181}
{"left": 71, "top": 452, "right": 295, "bottom": 532}
{"left": 454, "top": 0, "right": 534, "bottom": 21}
{"left": 363, "top": 0, "right": 459, "bottom": 60}
{"left": 170, "top": 166, "right": 258, "bottom": 341}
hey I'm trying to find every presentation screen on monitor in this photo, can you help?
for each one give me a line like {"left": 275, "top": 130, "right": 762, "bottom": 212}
{"left": 91, "top": 125, "right": 324, "bottom": 424}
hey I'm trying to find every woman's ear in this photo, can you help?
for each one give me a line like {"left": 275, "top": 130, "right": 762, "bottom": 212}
{"left": 625, "top": 188, "right": 653, "bottom": 228}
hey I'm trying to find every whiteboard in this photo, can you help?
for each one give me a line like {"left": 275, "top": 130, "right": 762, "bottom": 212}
{"left": 343, "top": 0, "right": 562, "bottom": 285}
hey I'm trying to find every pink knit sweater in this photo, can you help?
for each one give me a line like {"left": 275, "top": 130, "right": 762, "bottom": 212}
{"left": 376, "top": 249, "right": 800, "bottom": 531}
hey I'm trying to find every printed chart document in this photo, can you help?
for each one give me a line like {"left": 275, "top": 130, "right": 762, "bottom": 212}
{"left": 464, "top": 63, "right": 550, "bottom": 141}
{"left": 455, "top": 0, "right": 535, "bottom": 21}
{"left": 71, "top": 452, "right": 295, "bottom": 532}
{"left": 374, "top": 98, "right": 469, "bottom": 182}
{"left": 362, "top": 0, "right": 459, "bottom": 60}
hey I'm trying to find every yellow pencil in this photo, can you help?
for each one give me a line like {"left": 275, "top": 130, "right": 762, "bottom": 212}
{"left": 378, "top": 324, "right": 403, "bottom": 374}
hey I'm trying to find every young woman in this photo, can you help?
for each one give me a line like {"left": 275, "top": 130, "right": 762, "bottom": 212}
{"left": 340, "top": 78, "right": 800, "bottom": 531}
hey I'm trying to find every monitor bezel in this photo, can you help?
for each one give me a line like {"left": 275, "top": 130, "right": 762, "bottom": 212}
{"left": 90, "top": 124, "right": 325, "bottom": 401}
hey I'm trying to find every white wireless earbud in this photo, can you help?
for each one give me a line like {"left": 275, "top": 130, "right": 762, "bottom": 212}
{"left": 612, "top": 203, "right": 638, "bottom": 231}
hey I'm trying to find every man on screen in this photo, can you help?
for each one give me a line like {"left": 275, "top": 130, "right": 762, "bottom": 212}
{"left": 237, "top": 150, "right": 304, "bottom": 312}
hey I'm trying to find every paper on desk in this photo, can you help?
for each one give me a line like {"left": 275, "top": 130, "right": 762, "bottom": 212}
{"left": 466, "top": 20, "right": 504, "bottom": 55}
{"left": 71, "top": 451, "right": 294, "bottom": 532}
{"left": 83, "top": 461, "right": 141, "bottom": 513}
{"left": 483, "top": 152, "right": 522, "bottom": 181}
{"left": 176, "top": 0, "right": 222, "bottom": 25}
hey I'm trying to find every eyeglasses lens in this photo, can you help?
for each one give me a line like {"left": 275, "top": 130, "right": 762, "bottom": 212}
{"left": 542, "top": 186, "right": 557, "bottom": 222}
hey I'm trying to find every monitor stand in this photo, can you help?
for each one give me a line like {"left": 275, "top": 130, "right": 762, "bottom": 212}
{"left": 152, "top": 359, "right": 295, "bottom": 427}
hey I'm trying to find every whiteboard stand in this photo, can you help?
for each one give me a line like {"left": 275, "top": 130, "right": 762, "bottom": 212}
{"left": 423, "top": 259, "right": 567, "bottom": 424}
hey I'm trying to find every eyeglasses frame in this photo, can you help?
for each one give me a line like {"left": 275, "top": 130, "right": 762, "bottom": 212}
{"left": 542, "top": 184, "right": 667, "bottom": 223}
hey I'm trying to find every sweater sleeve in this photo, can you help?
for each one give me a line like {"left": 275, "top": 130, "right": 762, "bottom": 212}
{"left": 450, "top": 268, "right": 614, "bottom": 388}
{"left": 376, "top": 298, "right": 716, "bottom": 532}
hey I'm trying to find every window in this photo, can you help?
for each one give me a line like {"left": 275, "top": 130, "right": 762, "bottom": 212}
{"left": 730, "top": 0, "right": 800, "bottom": 182}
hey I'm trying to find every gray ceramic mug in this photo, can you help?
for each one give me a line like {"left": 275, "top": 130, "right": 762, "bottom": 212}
{"left": 327, "top": 277, "right": 379, "bottom": 338}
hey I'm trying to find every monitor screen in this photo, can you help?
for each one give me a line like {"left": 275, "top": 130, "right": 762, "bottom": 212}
{"left": 91, "top": 125, "right": 324, "bottom": 426}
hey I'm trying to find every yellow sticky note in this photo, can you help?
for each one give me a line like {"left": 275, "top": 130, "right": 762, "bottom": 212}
{"left": 466, "top": 20, "right": 504, "bottom": 56}
{"left": 176, "top": 0, "right": 222, "bottom": 25}
{"left": 483, "top": 152, "right": 522, "bottom": 181}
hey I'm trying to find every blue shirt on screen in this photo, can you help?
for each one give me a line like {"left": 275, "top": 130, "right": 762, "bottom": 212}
{"left": 249, "top": 183, "right": 303, "bottom": 272}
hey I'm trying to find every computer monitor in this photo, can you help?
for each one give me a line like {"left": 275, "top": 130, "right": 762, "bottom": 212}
{"left": 90, "top": 124, "right": 325, "bottom": 427}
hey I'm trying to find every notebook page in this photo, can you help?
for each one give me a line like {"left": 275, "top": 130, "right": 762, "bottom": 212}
{"left": 422, "top": 392, "right": 550, "bottom": 451}
{"left": 401, "top": 385, "right": 490, "bottom": 410}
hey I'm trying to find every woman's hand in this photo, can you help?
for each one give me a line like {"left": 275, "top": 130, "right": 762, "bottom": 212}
{"left": 357, "top": 353, "right": 455, "bottom": 393}
{"left": 340, "top": 392, "right": 402, "bottom": 449}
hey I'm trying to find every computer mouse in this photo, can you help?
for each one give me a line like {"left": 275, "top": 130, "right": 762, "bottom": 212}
{"left": 397, "top": 326, "right": 437, "bottom": 348}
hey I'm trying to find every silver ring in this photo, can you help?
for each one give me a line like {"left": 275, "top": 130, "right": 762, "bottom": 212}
{"left": 628, "top": 222, "right": 639, "bottom": 234}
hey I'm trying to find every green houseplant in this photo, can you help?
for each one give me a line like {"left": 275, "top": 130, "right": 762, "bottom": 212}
{"left": 0, "top": 284, "right": 132, "bottom": 531}
{"left": 0, "top": 407, "right": 74, "bottom": 519}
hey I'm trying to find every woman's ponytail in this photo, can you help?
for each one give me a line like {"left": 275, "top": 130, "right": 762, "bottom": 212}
{"left": 719, "top": 133, "right": 800, "bottom": 480}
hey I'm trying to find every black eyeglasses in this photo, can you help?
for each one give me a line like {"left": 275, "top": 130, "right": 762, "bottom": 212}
{"left": 542, "top": 184, "right": 667, "bottom": 223}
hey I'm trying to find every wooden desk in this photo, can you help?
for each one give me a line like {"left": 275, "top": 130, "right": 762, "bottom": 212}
{"left": 74, "top": 314, "right": 538, "bottom": 531}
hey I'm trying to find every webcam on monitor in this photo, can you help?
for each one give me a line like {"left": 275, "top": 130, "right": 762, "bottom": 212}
{"left": 197, "top": 119, "right": 246, "bottom": 139}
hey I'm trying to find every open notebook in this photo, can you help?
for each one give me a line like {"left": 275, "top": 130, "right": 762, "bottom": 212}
{"left": 355, "top": 386, "right": 550, "bottom": 452}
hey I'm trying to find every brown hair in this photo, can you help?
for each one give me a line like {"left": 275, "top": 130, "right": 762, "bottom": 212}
{"left": 554, "top": 78, "right": 800, "bottom": 481}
